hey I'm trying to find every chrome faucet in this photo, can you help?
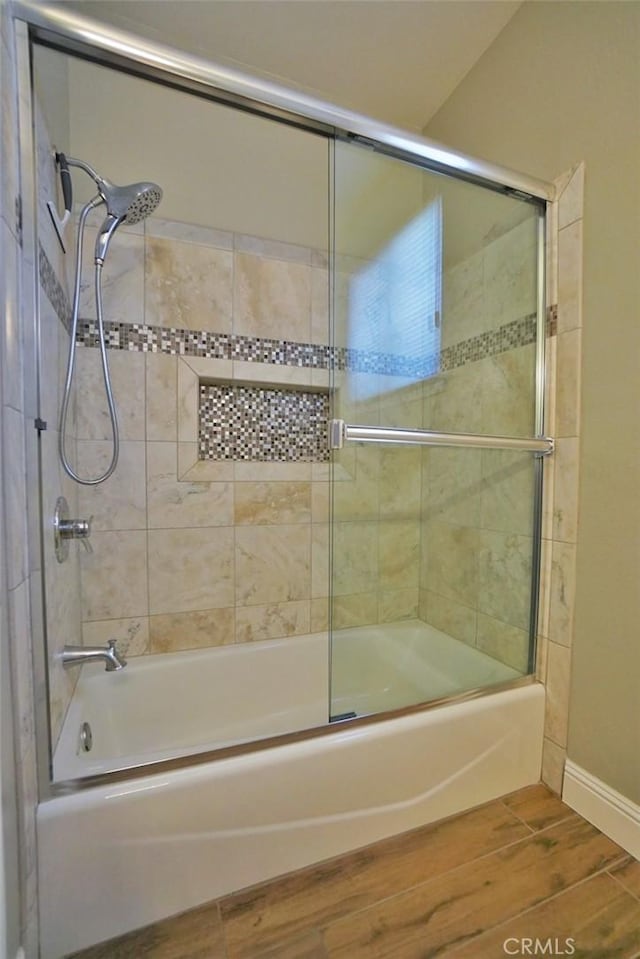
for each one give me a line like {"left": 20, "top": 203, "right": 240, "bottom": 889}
{"left": 62, "top": 639, "right": 127, "bottom": 672}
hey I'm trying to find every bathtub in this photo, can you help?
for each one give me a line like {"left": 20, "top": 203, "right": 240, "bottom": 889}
{"left": 38, "top": 622, "right": 544, "bottom": 958}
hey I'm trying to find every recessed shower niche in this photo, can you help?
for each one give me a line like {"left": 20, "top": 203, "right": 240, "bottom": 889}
{"left": 177, "top": 354, "right": 331, "bottom": 481}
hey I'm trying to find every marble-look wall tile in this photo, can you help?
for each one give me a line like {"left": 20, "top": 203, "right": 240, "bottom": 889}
{"left": 545, "top": 641, "right": 572, "bottom": 748}
{"left": 378, "top": 589, "right": 419, "bottom": 623}
{"left": 235, "top": 525, "right": 310, "bottom": 607}
{"left": 147, "top": 441, "right": 233, "bottom": 529}
{"left": 555, "top": 329, "right": 581, "bottom": 438}
{"left": 146, "top": 217, "right": 233, "bottom": 251}
{"left": 557, "top": 219, "right": 583, "bottom": 334}
{"left": 81, "top": 530, "right": 148, "bottom": 621}
{"left": 148, "top": 527, "right": 234, "bottom": 614}
{"left": 146, "top": 352, "right": 177, "bottom": 441}
{"left": 549, "top": 541, "right": 576, "bottom": 648}
{"left": 311, "top": 524, "right": 329, "bottom": 600}
{"left": 8, "top": 581, "right": 35, "bottom": 758}
{"left": 378, "top": 520, "right": 420, "bottom": 591}
{"left": 423, "top": 522, "right": 479, "bottom": 609}
{"left": 542, "top": 737, "right": 566, "bottom": 795}
{"left": 476, "top": 613, "right": 529, "bottom": 673}
{"left": 4, "top": 405, "right": 28, "bottom": 591}
{"left": 424, "top": 448, "right": 482, "bottom": 527}
{"left": 38, "top": 293, "right": 61, "bottom": 429}
{"left": 483, "top": 217, "right": 537, "bottom": 329}
{"left": 310, "top": 266, "right": 329, "bottom": 345}
{"left": 233, "top": 252, "right": 311, "bottom": 342}
{"left": 1, "top": 32, "right": 19, "bottom": 242}
{"left": 479, "top": 450, "right": 534, "bottom": 536}
{"left": 235, "top": 600, "right": 310, "bottom": 643}
{"left": 80, "top": 225, "right": 144, "bottom": 324}
{"left": 477, "top": 530, "right": 532, "bottom": 631}
{"left": 149, "top": 607, "right": 235, "bottom": 652}
{"left": 234, "top": 482, "right": 311, "bottom": 526}
{"left": 552, "top": 437, "right": 579, "bottom": 544}
{"left": 379, "top": 448, "right": 421, "bottom": 519}
{"left": 332, "top": 592, "right": 378, "bottom": 630}
{"left": 145, "top": 236, "right": 233, "bottom": 332}
{"left": 426, "top": 363, "right": 484, "bottom": 436}
{"left": 234, "top": 461, "right": 312, "bottom": 482}
{"left": 78, "top": 440, "right": 146, "bottom": 530}
{"left": 311, "top": 482, "right": 329, "bottom": 524}
{"left": 333, "top": 455, "right": 379, "bottom": 522}
{"left": 332, "top": 522, "right": 378, "bottom": 597}
{"left": 478, "top": 345, "right": 536, "bottom": 437}
{"left": 558, "top": 163, "right": 585, "bottom": 231}
{"left": 1, "top": 218, "right": 22, "bottom": 411}
{"left": 234, "top": 232, "right": 312, "bottom": 265}
{"left": 310, "top": 597, "right": 329, "bottom": 632}
{"left": 441, "top": 250, "right": 485, "bottom": 348}
{"left": 76, "top": 346, "right": 145, "bottom": 440}
{"left": 83, "top": 617, "right": 150, "bottom": 657}
{"left": 423, "top": 590, "right": 477, "bottom": 647}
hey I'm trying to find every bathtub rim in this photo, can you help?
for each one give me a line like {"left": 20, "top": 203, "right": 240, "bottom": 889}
{"left": 46, "top": 672, "right": 539, "bottom": 797}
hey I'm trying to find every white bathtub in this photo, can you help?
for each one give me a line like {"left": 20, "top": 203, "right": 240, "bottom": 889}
{"left": 53, "top": 621, "right": 520, "bottom": 780}
{"left": 39, "top": 623, "right": 543, "bottom": 958}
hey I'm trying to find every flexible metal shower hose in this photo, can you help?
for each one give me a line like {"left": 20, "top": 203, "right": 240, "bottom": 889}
{"left": 58, "top": 196, "right": 120, "bottom": 485}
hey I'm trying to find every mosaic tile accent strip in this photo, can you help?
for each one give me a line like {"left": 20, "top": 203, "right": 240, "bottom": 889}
{"left": 199, "top": 383, "right": 330, "bottom": 462}
{"left": 39, "top": 243, "right": 72, "bottom": 332}
{"left": 439, "top": 313, "right": 537, "bottom": 372}
{"left": 38, "top": 242, "right": 542, "bottom": 376}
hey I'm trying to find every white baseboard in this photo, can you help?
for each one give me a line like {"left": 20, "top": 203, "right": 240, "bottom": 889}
{"left": 563, "top": 759, "right": 640, "bottom": 859}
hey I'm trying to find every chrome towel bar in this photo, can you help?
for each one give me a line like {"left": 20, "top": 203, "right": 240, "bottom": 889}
{"left": 328, "top": 419, "right": 554, "bottom": 455}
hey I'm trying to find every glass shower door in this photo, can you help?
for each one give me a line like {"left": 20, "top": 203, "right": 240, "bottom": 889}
{"left": 329, "top": 139, "right": 546, "bottom": 720}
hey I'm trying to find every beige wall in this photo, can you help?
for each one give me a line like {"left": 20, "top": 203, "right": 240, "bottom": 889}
{"left": 66, "top": 56, "right": 329, "bottom": 249}
{"left": 426, "top": 1, "right": 640, "bottom": 803}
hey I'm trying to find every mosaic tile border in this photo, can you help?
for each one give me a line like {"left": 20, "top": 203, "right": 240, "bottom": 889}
{"left": 199, "top": 383, "right": 330, "bottom": 462}
{"left": 38, "top": 243, "right": 553, "bottom": 379}
{"left": 39, "top": 243, "right": 72, "bottom": 332}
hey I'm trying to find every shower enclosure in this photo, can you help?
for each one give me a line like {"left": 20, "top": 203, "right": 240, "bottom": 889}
{"left": 24, "top": 8, "right": 552, "bottom": 787}
{"left": 14, "top": 3, "right": 556, "bottom": 953}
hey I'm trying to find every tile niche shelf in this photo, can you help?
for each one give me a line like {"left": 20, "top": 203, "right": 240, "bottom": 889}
{"left": 177, "top": 355, "right": 331, "bottom": 481}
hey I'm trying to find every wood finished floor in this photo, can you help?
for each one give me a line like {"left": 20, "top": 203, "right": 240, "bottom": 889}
{"left": 67, "top": 785, "right": 640, "bottom": 959}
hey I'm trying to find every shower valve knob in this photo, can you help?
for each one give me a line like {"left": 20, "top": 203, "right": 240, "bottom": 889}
{"left": 54, "top": 498, "right": 94, "bottom": 562}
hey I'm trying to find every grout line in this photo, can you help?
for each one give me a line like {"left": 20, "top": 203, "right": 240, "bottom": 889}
{"left": 496, "top": 798, "right": 536, "bottom": 834}
{"left": 607, "top": 862, "right": 640, "bottom": 904}
{"left": 313, "top": 809, "right": 600, "bottom": 934}
{"left": 438, "top": 858, "right": 640, "bottom": 958}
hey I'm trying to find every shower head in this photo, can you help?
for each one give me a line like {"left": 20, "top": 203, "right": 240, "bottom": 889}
{"left": 61, "top": 155, "right": 162, "bottom": 262}
{"left": 93, "top": 178, "right": 163, "bottom": 264}
{"left": 97, "top": 178, "right": 163, "bottom": 226}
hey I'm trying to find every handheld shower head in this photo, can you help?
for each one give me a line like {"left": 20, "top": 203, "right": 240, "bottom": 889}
{"left": 61, "top": 156, "right": 162, "bottom": 262}
{"left": 94, "top": 178, "right": 163, "bottom": 263}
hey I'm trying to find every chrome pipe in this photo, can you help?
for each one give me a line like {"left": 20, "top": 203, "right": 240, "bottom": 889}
{"left": 13, "top": 0, "right": 555, "bottom": 202}
{"left": 329, "top": 419, "right": 554, "bottom": 455}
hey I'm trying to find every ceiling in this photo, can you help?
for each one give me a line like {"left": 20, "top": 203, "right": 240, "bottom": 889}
{"left": 59, "top": 0, "right": 523, "bottom": 131}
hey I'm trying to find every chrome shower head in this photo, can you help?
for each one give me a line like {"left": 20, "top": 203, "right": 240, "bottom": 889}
{"left": 94, "top": 178, "right": 163, "bottom": 263}
{"left": 97, "top": 178, "right": 163, "bottom": 226}
{"left": 62, "top": 156, "right": 162, "bottom": 263}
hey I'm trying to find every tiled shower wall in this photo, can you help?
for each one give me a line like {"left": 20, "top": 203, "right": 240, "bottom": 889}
{"left": 419, "top": 218, "right": 537, "bottom": 672}
{"left": 538, "top": 163, "right": 584, "bottom": 794}
{"left": 68, "top": 219, "right": 334, "bottom": 678}
{"left": 330, "top": 218, "right": 539, "bottom": 659}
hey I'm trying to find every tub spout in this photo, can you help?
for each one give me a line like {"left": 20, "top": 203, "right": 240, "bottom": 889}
{"left": 62, "top": 639, "right": 127, "bottom": 672}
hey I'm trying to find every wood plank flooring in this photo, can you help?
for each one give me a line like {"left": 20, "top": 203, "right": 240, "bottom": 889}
{"left": 67, "top": 785, "right": 640, "bottom": 959}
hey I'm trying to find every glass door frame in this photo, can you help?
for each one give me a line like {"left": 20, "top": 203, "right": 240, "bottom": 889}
{"left": 14, "top": 1, "right": 554, "bottom": 799}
